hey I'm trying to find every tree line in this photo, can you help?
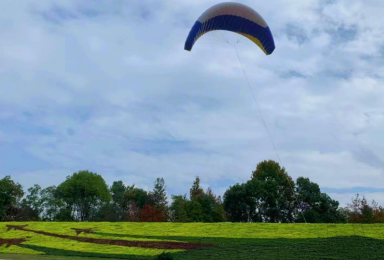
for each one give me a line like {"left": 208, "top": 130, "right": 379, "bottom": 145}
{"left": 1, "top": 160, "right": 383, "bottom": 223}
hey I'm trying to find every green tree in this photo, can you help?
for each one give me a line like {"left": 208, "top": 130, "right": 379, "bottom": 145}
{"left": 94, "top": 203, "right": 121, "bottom": 222}
{"left": 170, "top": 195, "right": 189, "bottom": 222}
{"left": 198, "top": 187, "right": 226, "bottom": 222}
{"left": 111, "top": 181, "right": 127, "bottom": 210}
{"left": 125, "top": 185, "right": 148, "bottom": 210}
{"left": 251, "top": 160, "right": 296, "bottom": 223}
{"left": 318, "top": 193, "right": 346, "bottom": 223}
{"left": 146, "top": 178, "right": 168, "bottom": 221}
{"left": 133, "top": 188, "right": 148, "bottom": 209}
{"left": 223, "top": 183, "right": 251, "bottom": 222}
{"left": 185, "top": 200, "right": 203, "bottom": 222}
{"left": 124, "top": 185, "right": 148, "bottom": 221}
{"left": 56, "top": 170, "right": 111, "bottom": 221}
{"left": 0, "top": 176, "right": 24, "bottom": 221}
{"left": 148, "top": 178, "right": 168, "bottom": 208}
{"left": 109, "top": 181, "right": 128, "bottom": 220}
{"left": 20, "top": 184, "right": 43, "bottom": 221}
{"left": 40, "top": 186, "right": 70, "bottom": 221}
{"left": 206, "top": 188, "right": 226, "bottom": 222}
{"left": 109, "top": 181, "right": 149, "bottom": 221}
{"left": 179, "top": 177, "right": 226, "bottom": 222}
{"left": 212, "top": 197, "right": 227, "bottom": 222}
{"left": 295, "top": 177, "right": 345, "bottom": 223}
{"left": 171, "top": 180, "right": 226, "bottom": 223}
{"left": 244, "top": 178, "right": 263, "bottom": 222}
{"left": 190, "top": 177, "right": 204, "bottom": 201}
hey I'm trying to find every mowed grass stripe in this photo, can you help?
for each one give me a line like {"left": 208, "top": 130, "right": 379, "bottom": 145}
{"left": 3, "top": 222, "right": 384, "bottom": 240}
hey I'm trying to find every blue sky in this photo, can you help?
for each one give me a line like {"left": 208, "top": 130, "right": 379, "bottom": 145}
{"left": 1, "top": 0, "right": 384, "bottom": 207}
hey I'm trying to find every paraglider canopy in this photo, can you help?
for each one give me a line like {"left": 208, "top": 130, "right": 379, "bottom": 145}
{"left": 184, "top": 2, "right": 275, "bottom": 55}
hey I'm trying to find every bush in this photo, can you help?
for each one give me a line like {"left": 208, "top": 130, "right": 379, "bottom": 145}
{"left": 156, "top": 252, "right": 174, "bottom": 260}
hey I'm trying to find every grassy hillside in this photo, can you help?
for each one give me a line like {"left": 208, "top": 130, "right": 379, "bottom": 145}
{"left": 1, "top": 222, "right": 384, "bottom": 259}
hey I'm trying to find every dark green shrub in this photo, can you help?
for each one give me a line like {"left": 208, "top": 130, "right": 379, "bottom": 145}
{"left": 156, "top": 252, "right": 174, "bottom": 260}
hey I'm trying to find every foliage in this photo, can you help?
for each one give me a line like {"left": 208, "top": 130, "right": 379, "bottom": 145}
{"left": 250, "top": 160, "right": 296, "bottom": 223}
{"left": 110, "top": 181, "right": 127, "bottom": 216}
{"left": 21, "top": 184, "right": 43, "bottom": 218}
{"left": 147, "top": 178, "right": 167, "bottom": 208}
{"left": 109, "top": 184, "right": 149, "bottom": 221}
{"left": 109, "top": 181, "right": 149, "bottom": 221}
{"left": 194, "top": 186, "right": 225, "bottom": 223}
{"left": 170, "top": 195, "right": 189, "bottom": 222}
{"left": 295, "top": 177, "right": 346, "bottom": 223}
{"left": 170, "top": 177, "right": 226, "bottom": 223}
{"left": 146, "top": 178, "right": 168, "bottom": 221}
{"left": 39, "top": 185, "right": 73, "bottom": 221}
{"left": 94, "top": 203, "right": 121, "bottom": 222}
{"left": 156, "top": 252, "right": 174, "bottom": 260}
{"left": 0, "top": 176, "right": 24, "bottom": 221}
{"left": 343, "top": 194, "right": 384, "bottom": 223}
{"left": 224, "top": 161, "right": 297, "bottom": 223}
{"left": 223, "top": 183, "right": 250, "bottom": 222}
{"left": 130, "top": 187, "right": 148, "bottom": 210}
{"left": 190, "top": 177, "right": 204, "bottom": 201}
{"left": 3, "top": 160, "right": 383, "bottom": 224}
{"left": 56, "top": 170, "right": 111, "bottom": 221}
{"left": 139, "top": 204, "right": 166, "bottom": 222}
{"left": 124, "top": 200, "right": 140, "bottom": 222}
{"left": 185, "top": 200, "right": 203, "bottom": 222}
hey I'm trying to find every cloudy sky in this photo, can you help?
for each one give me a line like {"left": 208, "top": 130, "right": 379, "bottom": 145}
{"left": 1, "top": 0, "right": 384, "bottom": 207}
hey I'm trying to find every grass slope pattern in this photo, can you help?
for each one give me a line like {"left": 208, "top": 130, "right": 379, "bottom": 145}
{"left": 1, "top": 222, "right": 384, "bottom": 260}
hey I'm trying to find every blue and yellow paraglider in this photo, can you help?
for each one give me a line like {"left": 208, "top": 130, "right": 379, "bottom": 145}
{"left": 184, "top": 2, "right": 275, "bottom": 55}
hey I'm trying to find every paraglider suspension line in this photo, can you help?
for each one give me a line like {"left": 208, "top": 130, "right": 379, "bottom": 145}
{"left": 233, "top": 46, "right": 307, "bottom": 224}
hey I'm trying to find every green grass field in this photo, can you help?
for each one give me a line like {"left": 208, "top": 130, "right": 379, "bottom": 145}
{"left": 1, "top": 222, "right": 384, "bottom": 260}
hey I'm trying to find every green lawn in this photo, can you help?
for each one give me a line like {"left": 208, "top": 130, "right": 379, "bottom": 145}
{"left": 0, "top": 253, "right": 125, "bottom": 260}
{"left": 1, "top": 222, "right": 384, "bottom": 259}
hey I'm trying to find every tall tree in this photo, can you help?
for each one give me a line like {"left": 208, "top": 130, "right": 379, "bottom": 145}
{"left": 170, "top": 195, "right": 189, "bottom": 222}
{"left": 109, "top": 181, "right": 128, "bottom": 220}
{"left": 199, "top": 187, "right": 226, "bottom": 222}
{"left": 0, "top": 176, "right": 24, "bottom": 221}
{"left": 110, "top": 181, "right": 127, "bottom": 210}
{"left": 223, "top": 183, "right": 251, "bottom": 222}
{"left": 251, "top": 160, "right": 296, "bottom": 223}
{"left": 345, "top": 194, "right": 377, "bottom": 223}
{"left": 109, "top": 181, "right": 149, "bottom": 221}
{"left": 172, "top": 180, "right": 226, "bottom": 223}
{"left": 125, "top": 185, "right": 148, "bottom": 210}
{"left": 132, "top": 188, "right": 148, "bottom": 209}
{"left": 211, "top": 196, "right": 227, "bottom": 222}
{"left": 295, "top": 177, "right": 345, "bottom": 223}
{"left": 20, "top": 184, "right": 43, "bottom": 221}
{"left": 56, "top": 170, "right": 111, "bottom": 221}
{"left": 40, "top": 186, "right": 70, "bottom": 221}
{"left": 124, "top": 185, "right": 148, "bottom": 221}
{"left": 190, "top": 177, "right": 204, "bottom": 201}
{"left": 146, "top": 178, "right": 168, "bottom": 221}
{"left": 148, "top": 178, "right": 167, "bottom": 208}
{"left": 185, "top": 200, "right": 203, "bottom": 222}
